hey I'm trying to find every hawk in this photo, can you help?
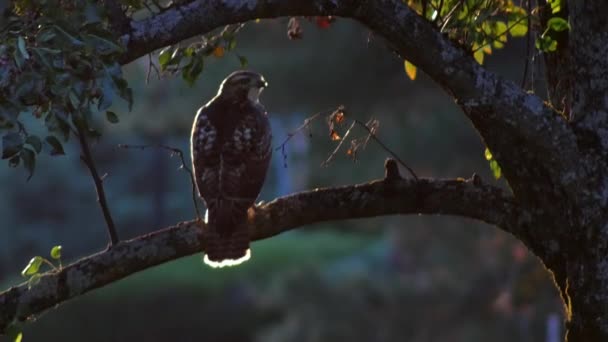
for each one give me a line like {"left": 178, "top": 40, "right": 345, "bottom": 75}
{"left": 190, "top": 70, "right": 272, "bottom": 268}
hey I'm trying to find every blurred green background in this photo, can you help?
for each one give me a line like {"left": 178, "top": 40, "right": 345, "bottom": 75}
{"left": 0, "top": 16, "right": 563, "bottom": 342}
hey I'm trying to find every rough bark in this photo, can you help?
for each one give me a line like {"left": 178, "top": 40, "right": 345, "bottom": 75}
{"left": 0, "top": 172, "right": 527, "bottom": 333}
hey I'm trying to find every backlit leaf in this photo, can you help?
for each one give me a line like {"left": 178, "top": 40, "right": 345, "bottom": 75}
{"left": 330, "top": 130, "right": 341, "bottom": 141}
{"left": 484, "top": 147, "right": 493, "bottom": 160}
{"left": 547, "top": 17, "right": 570, "bottom": 32}
{"left": 50, "top": 245, "right": 62, "bottom": 259}
{"left": 404, "top": 60, "right": 417, "bottom": 80}
{"left": 21, "top": 256, "right": 43, "bottom": 276}
{"left": 213, "top": 46, "right": 225, "bottom": 58}
{"left": 473, "top": 49, "right": 484, "bottom": 64}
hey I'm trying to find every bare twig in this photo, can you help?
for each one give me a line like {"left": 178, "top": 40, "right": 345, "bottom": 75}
{"left": 321, "top": 121, "right": 356, "bottom": 166}
{"left": 146, "top": 53, "right": 161, "bottom": 84}
{"left": 274, "top": 106, "right": 339, "bottom": 167}
{"left": 117, "top": 144, "right": 202, "bottom": 221}
{"left": 76, "top": 126, "right": 120, "bottom": 246}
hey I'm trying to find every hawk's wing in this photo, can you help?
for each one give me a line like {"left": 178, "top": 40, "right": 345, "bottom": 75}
{"left": 191, "top": 100, "right": 271, "bottom": 208}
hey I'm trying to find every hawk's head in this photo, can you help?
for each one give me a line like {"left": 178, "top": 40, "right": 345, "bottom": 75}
{"left": 218, "top": 70, "right": 268, "bottom": 102}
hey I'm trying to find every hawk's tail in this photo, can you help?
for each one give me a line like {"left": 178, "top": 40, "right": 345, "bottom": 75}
{"left": 203, "top": 202, "right": 251, "bottom": 268}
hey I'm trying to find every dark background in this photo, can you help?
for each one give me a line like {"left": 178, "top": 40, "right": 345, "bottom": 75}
{"left": 0, "top": 16, "right": 563, "bottom": 342}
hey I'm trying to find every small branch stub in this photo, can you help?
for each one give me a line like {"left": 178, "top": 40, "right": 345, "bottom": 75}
{"left": 384, "top": 158, "right": 402, "bottom": 181}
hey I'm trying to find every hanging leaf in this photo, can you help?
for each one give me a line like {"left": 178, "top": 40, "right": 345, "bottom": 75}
{"left": 547, "top": 17, "right": 570, "bottom": 32}
{"left": 334, "top": 111, "right": 345, "bottom": 124}
{"left": 45, "top": 136, "right": 65, "bottom": 156}
{"left": 287, "top": 17, "right": 303, "bottom": 40}
{"left": 473, "top": 46, "right": 485, "bottom": 64}
{"left": 2, "top": 133, "right": 23, "bottom": 159}
{"left": 17, "top": 36, "right": 30, "bottom": 60}
{"left": 484, "top": 147, "right": 493, "bottom": 160}
{"left": 25, "top": 135, "right": 42, "bottom": 153}
{"left": 21, "top": 256, "right": 43, "bottom": 276}
{"left": 50, "top": 245, "right": 62, "bottom": 259}
{"left": 158, "top": 46, "right": 172, "bottom": 70}
{"left": 213, "top": 46, "right": 225, "bottom": 58}
{"left": 20, "top": 148, "right": 36, "bottom": 180}
{"left": 237, "top": 55, "right": 248, "bottom": 68}
{"left": 106, "top": 111, "right": 119, "bottom": 123}
{"left": 330, "top": 130, "right": 341, "bottom": 141}
{"left": 404, "top": 60, "right": 417, "bottom": 80}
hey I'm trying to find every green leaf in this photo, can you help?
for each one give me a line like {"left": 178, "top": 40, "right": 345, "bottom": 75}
{"left": 484, "top": 147, "right": 493, "bottom": 160}
{"left": 490, "top": 160, "right": 502, "bottom": 179}
{"left": 535, "top": 35, "right": 558, "bottom": 52}
{"left": 507, "top": 11, "right": 528, "bottom": 37}
{"left": 549, "top": 0, "right": 561, "bottom": 14}
{"left": 182, "top": 56, "right": 204, "bottom": 87}
{"left": 21, "top": 256, "right": 43, "bottom": 276}
{"left": 6, "top": 324, "right": 23, "bottom": 342}
{"left": 45, "top": 136, "right": 65, "bottom": 156}
{"left": 237, "top": 55, "right": 248, "bottom": 68}
{"left": 17, "top": 36, "right": 30, "bottom": 60}
{"left": 85, "top": 34, "right": 124, "bottom": 55}
{"left": 50, "top": 245, "right": 62, "bottom": 259}
{"left": 20, "top": 148, "right": 35, "bottom": 180}
{"left": 158, "top": 47, "right": 172, "bottom": 70}
{"left": 25, "top": 135, "right": 42, "bottom": 153}
{"left": 106, "top": 111, "right": 119, "bottom": 123}
{"left": 228, "top": 37, "right": 237, "bottom": 50}
{"left": 37, "top": 28, "right": 57, "bottom": 43}
{"left": 547, "top": 17, "right": 570, "bottom": 32}
{"left": 2, "top": 133, "right": 24, "bottom": 159}
{"left": 52, "top": 24, "right": 84, "bottom": 46}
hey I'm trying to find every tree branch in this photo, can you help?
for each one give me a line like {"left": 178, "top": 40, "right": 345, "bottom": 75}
{"left": 0, "top": 166, "right": 530, "bottom": 334}
{"left": 76, "top": 126, "right": 119, "bottom": 246}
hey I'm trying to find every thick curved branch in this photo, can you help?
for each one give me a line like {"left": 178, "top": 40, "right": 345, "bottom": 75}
{"left": 117, "top": 0, "right": 584, "bottom": 209}
{"left": 0, "top": 173, "right": 529, "bottom": 334}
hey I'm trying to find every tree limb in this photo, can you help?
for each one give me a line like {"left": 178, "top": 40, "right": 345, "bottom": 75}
{"left": 0, "top": 169, "right": 529, "bottom": 334}
{"left": 76, "top": 126, "right": 120, "bottom": 246}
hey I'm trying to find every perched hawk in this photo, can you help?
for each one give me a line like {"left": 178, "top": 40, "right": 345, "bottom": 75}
{"left": 191, "top": 70, "right": 271, "bottom": 268}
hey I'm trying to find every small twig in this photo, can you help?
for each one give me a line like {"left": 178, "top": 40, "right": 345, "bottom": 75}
{"left": 274, "top": 107, "right": 339, "bottom": 167}
{"left": 275, "top": 107, "right": 340, "bottom": 150}
{"left": 321, "top": 121, "right": 356, "bottom": 166}
{"left": 117, "top": 144, "right": 202, "bottom": 221}
{"left": 76, "top": 125, "right": 120, "bottom": 246}
{"left": 41, "top": 258, "right": 58, "bottom": 271}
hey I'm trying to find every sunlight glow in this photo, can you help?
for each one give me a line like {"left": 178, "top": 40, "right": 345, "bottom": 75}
{"left": 203, "top": 249, "right": 251, "bottom": 268}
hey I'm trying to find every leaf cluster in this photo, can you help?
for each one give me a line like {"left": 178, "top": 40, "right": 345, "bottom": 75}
{"left": 0, "top": 0, "right": 132, "bottom": 179}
